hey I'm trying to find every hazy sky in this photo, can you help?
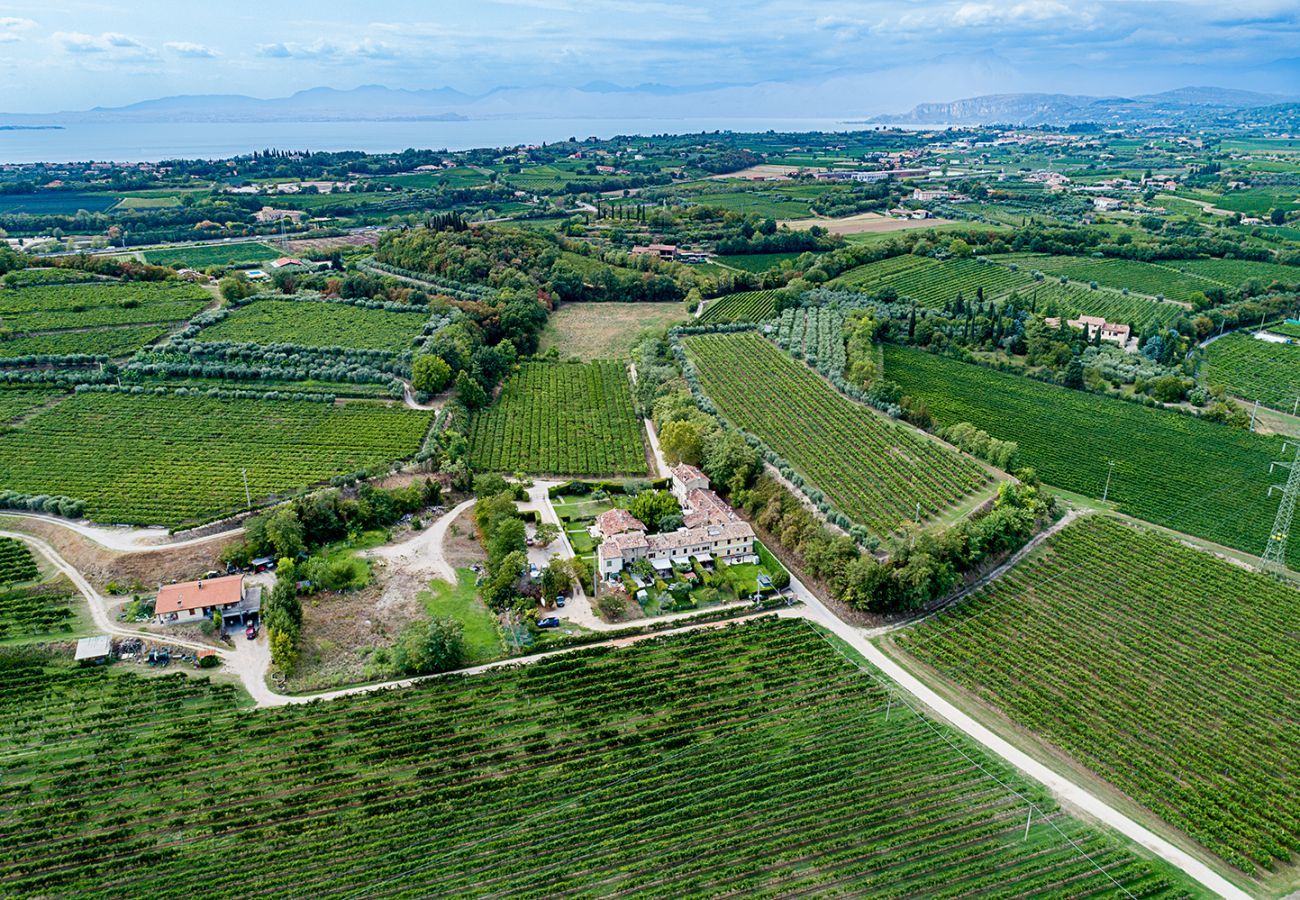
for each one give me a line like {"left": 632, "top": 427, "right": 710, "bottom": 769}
{"left": 0, "top": 0, "right": 1297, "bottom": 112}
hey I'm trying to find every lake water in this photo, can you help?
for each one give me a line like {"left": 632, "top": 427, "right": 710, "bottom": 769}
{"left": 0, "top": 117, "right": 871, "bottom": 164}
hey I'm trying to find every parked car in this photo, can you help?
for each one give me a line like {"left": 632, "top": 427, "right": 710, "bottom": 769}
{"left": 537, "top": 616, "right": 561, "bottom": 628}
{"left": 529, "top": 563, "right": 540, "bottom": 580}
{"left": 246, "top": 624, "right": 258, "bottom": 640}
{"left": 555, "top": 595, "right": 566, "bottom": 608}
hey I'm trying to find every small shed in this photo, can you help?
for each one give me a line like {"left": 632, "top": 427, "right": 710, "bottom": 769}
{"left": 75, "top": 635, "right": 112, "bottom": 665}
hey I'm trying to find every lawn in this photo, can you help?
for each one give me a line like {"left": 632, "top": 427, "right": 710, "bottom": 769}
{"left": 420, "top": 568, "right": 503, "bottom": 664}
{"left": 0, "top": 617, "right": 1196, "bottom": 896}
{"left": 537, "top": 301, "right": 686, "bottom": 360}
{"left": 683, "top": 332, "right": 992, "bottom": 536}
{"left": 884, "top": 345, "right": 1295, "bottom": 566}
{"left": 467, "top": 361, "right": 647, "bottom": 476}
{"left": 195, "top": 298, "right": 428, "bottom": 352}
{"left": 0, "top": 392, "right": 434, "bottom": 526}
{"left": 894, "top": 514, "right": 1300, "bottom": 879}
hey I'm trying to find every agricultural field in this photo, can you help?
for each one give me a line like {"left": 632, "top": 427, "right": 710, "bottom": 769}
{"left": 683, "top": 332, "right": 991, "bottom": 535}
{"left": 715, "top": 251, "right": 816, "bottom": 272}
{"left": 697, "top": 289, "right": 780, "bottom": 323}
{"left": 142, "top": 242, "right": 278, "bottom": 268}
{"left": 894, "top": 515, "right": 1300, "bottom": 878}
{"left": 537, "top": 301, "right": 686, "bottom": 360}
{"left": 0, "top": 618, "right": 1194, "bottom": 897}
{"left": 0, "top": 392, "right": 433, "bottom": 526}
{"left": 0, "top": 192, "right": 118, "bottom": 215}
{"left": 994, "top": 254, "right": 1216, "bottom": 302}
{"left": 0, "top": 324, "right": 169, "bottom": 359}
{"left": 0, "top": 538, "right": 38, "bottom": 586}
{"left": 1176, "top": 257, "right": 1300, "bottom": 288}
{"left": 884, "top": 346, "right": 1294, "bottom": 565}
{"left": 0, "top": 280, "right": 210, "bottom": 333}
{"left": 834, "top": 256, "right": 1032, "bottom": 308}
{"left": 194, "top": 298, "right": 427, "bottom": 352}
{"left": 1011, "top": 281, "right": 1184, "bottom": 330}
{"left": 0, "top": 268, "right": 98, "bottom": 287}
{"left": 771, "top": 306, "right": 847, "bottom": 373}
{"left": 0, "top": 583, "right": 77, "bottom": 640}
{"left": 467, "top": 361, "right": 647, "bottom": 476}
{"left": 0, "top": 387, "right": 64, "bottom": 421}
{"left": 1200, "top": 331, "right": 1300, "bottom": 410}
{"left": 1268, "top": 322, "right": 1300, "bottom": 339}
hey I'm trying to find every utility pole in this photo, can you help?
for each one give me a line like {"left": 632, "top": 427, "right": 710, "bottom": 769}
{"left": 1261, "top": 442, "right": 1300, "bottom": 573}
{"left": 1250, "top": 399, "right": 1260, "bottom": 432}
{"left": 1292, "top": 396, "right": 1299, "bottom": 418}
{"left": 1101, "top": 459, "right": 1116, "bottom": 504}
{"left": 242, "top": 468, "right": 251, "bottom": 509}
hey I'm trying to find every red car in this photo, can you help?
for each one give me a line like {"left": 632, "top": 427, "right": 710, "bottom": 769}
{"left": 246, "top": 623, "right": 258, "bottom": 640}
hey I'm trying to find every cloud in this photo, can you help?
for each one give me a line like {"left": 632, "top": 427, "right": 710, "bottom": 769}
{"left": 164, "top": 40, "right": 217, "bottom": 58}
{"left": 0, "top": 17, "right": 36, "bottom": 43}
{"left": 54, "top": 30, "right": 156, "bottom": 58}
{"left": 256, "top": 38, "right": 396, "bottom": 62}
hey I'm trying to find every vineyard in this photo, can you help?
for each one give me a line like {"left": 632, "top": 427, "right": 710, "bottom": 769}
{"left": 1012, "top": 281, "right": 1183, "bottom": 331}
{"left": 0, "top": 388, "right": 64, "bottom": 421}
{"left": 0, "top": 618, "right": 1192, "bottom": 897}
{"left": 467, "top": 361, "right": 647, "bottom": 476}
{"left": 0, "top": 269, "right": 99, "bottom": 287}
{"left": 992, "top": 254, "right": 1215, "bottom": 302}
{"left": 1176, "top": 257, "right": 1300, "bottom": 288}
{"left": 0, "top": 393, "right": 433, "bottom": 526}
{"left": 683, "top": 332, "right": 991, "bottom": 535}
{"left": 895, "top": 515, "right": 1300, "bottom": 876}
{"left": 697, "top": 290, "right": 780, "bottom": 323}
{"left": 0, "top": 538, "right": 38, "bottom": 585}
{"left": 142, "top": 242, "right": 277, "bottom": 268}
{"left": 1200, "top": 331, "right": 1300, "bottom": 410}
{"left": 771, "top": 306, "right": 847, "bottom": 373}
{"left": 833, "top": 257, "right": 1032, "bottom": 308}
{"left": 194, "top": 298, "right": 427, "bottom": 352}
{"left": 0, "top": 325, "right": 169, "bottom": 359}
{"left": 884, "top": 346, "right": 1294, "bottom": 565}
{"left": 0, "top": 281, "right": 210, "bottom": 333}
{"left": 0, "top": 583, "right": 76, "bottom": 639}
{"left": 1267, "top": 322, "right": 1300, "bottom": 339}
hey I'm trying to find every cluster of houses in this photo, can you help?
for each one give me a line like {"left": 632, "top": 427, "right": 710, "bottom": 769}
{"left": 1044, "top": 315, "right": 1133, "bottom": 347}
{"left": 630, "top": 243, "right": 708, "bottom": 264}
{"left": 595, "top": 465, "right": 757, "bottom": 581}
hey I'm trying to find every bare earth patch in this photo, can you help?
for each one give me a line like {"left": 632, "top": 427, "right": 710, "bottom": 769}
{"left": 706, "top": 164, "right": 822, "bottom": 180}
{"left": 539, "top": 302, "right": 687, "bottom": 360}
{"left": 442, "top": 506, "right": 486, "bottom": 569}
{"left": 780, "top": 212, "right": 956, "bottom": 235}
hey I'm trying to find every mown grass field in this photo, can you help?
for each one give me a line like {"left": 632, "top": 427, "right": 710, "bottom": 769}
{"left": 537, "top": 302, "right": 686, "bottom": 359}
{"left": 0, "top": 392, "right": 433, "bottom": 526}
{"left": 884, "top": 346, "right": 1294, "bottom": 565}
{"left": 467, "top": 361, "right": 647, "bottom": 476}
{"left": 0, "top": 618, "right": 1195, "bottom": 897}
{"left": 1200, "top": 332, "right": 1300, "bottom": 410}
{"left": 195, "top": 299, "right": 427, "bottom": 352}
{"left": 894, "top": 514, "right": 1300, "bottom": 879}
{"left": 684, "top": 332, "right": 991, "bottom": 535}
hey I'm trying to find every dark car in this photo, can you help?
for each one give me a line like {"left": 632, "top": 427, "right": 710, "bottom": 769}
{"left": 555, "top": 595, "right": 566, "bottom": 608}
{"left": 537, "top": 616, "right": 561, "bottom": 628}
{"left": 246, "top": 623, "right": 258, "bottom": 640}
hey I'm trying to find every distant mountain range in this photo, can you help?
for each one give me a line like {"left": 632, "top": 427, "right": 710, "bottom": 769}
{"left": 872, "top": 86, "right": 1300, "bottom": 126}
{"left": 2, "top": 82, "right": 1298, "bottom": 128}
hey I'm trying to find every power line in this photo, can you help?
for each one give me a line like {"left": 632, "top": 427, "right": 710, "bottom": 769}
{"left": 1261, "top": 441, "right": 1300, "bottom": 573}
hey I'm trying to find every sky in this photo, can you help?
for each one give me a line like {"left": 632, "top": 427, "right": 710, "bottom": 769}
{"left": 0, "top": 0, "right": 1298, "bottom": 114}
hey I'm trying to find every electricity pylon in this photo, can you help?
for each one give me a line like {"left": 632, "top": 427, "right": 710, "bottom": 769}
{"left": 1261, "top": 441, "right": 1300, "bottom": 573}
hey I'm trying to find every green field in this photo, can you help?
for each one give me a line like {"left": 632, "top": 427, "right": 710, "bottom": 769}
{"left": 420, "top": 569, "right": 503, "bottom": 664}
{"left": 715, "top": 251, "right": 816, "bottom": 272}
{"left": 537, "top": 301, "right": 687, "bottom": 359}
{"left": 896, "top": 515, "right": 1300, "bottom": 877}
{"left": 0, "top": 538, "right": 38, "bottom": 586}
{"left": 467, "top": 361, "right": 647, "bottom": 476}
{"left": 833, "top": 256, "right": 1032, "bottom": 308}
{"left": 1176, "top": 257, "right": 1300, "bottom": 288}
{"left": 0, "top": 388, "right": 64, "bottom": 421}
{"left": 683, "top": 332, "right": 991, "bottom": 535}
{"left": 884, "top": 346, "right": 1293, "bottom": 565}
{"left": 195, "top": 299, "right": 427, "bottom": 352}
{"left": 0, "top": 281, "right": 210, "bottom": 333}
{"left": 1200, "top": 331, "right": 1300, "bottom": 410}
{"left": 1012, "top": 281, "right": 1184, "bottom": 330}
{"left": 697, "top": 290, "right": 780, "bottom": 323}
{"left": 142, "top": 242, "right": 278, "bottom": 268}
{"left": 994, "top": 254, "right": 1216, "bottom": 302}
{"left": 0, "top": 325, "right": 169, "bottom": 359}
{"left": 0, "top": 392, "right": 433, "bottom": 526}
{"left": 0, "top": 617, "right": 1194, "bottom": 897}
{"left": 0, "top": 268, "right": 99, "bottom": 287}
